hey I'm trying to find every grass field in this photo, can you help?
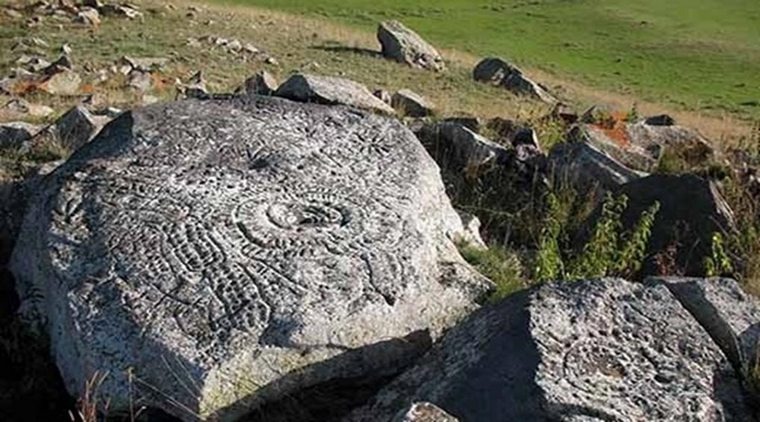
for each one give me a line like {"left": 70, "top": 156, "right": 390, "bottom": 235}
{"left": 218, "top": 0, "right": 760, "bottom": 120}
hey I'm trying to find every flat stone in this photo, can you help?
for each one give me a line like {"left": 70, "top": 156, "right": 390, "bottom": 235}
{"left": 275, "top": 73, "right": 395, "bottom": 114}
{"left": 4, "top": 98, "right": 54, "bottom": 118}
{"left": 377, "top": 21, "right": 445, "bottom": 72}
{"left": 99, "top": 4, "right": 142, "bottom": 19}
{"left": 391, "top": 89, "right": 435, "bottom": 118}
{"left": 39, "top": 68, "right": 81, "bottom": 95}
{"left": 120, "top": 56, "right": 169, "bottom": 73}
{"left": 473, "top": 57, "right": 556, "bottom": 104}
{"left": 10, "top": 97, "right": 490, "bottom": 420}
{"left": 74, "top": 7, "right": 100, "bottom": 25}
{"left": 349, "top": 279, "right": 752, "bottom": 421}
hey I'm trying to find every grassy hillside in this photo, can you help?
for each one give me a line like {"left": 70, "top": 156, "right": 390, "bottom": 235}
{"left": 218, "top": 0, "right": 760, "bottom": 120}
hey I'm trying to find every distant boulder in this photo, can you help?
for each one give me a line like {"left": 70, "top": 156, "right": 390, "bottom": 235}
{"left": 275, "top": 73, "right": 395, "bottom": 114}
{"left": 473, "top": 57, "right": 556, "bottom": 104}
{"left": 377, "top": 20, "right": 445, "bottom": 72}
{"left": 548, "top": 141, "right": 647, "bottom": 191}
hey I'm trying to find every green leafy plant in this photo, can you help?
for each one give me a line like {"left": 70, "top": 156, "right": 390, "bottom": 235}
{"left": 459, "top": 243, "right": 525, "bottom": 301}
{"left": 704, "top": 232, "right": 734, "bottom": 277}
{"left": 533, "top": 191, "right": 660, "bottom": 281}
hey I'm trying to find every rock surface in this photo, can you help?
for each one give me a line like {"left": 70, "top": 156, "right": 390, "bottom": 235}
{"left": 572, "top": 121, "right": 714, "bottom": 172}
{"left": 10, "top": 97, "right": 491, "bottom": 419}
{"left": 473, "top": 57, "right": 556, "bottom": 104}
{"left": 649, "top": 277, "right": 760, "bottom": 376}
{"left": 377, "top": 21, "right": 445, "bottom": 72}
{"left": 548, "top": 141, "right": 647, "bottom": 190}
{"left": 50, "top": 105, "right": 109, "bottom": 151}
{"left": 611, "top": 174, "right": 735, "bottom": 276}
{"left": 391, "top": 89, "right": 435, "bottom": 117}
{"left": 349, "top": 278, "right": 752, "bottom": 421}
{"left": 0, "top": 122, "right": 41, "bottom": 149}
{"left": 242, "top": 70, "right": 278, "bottom": 96}
{"left": 275, "top": 73, "right": 395, "bottom": 114}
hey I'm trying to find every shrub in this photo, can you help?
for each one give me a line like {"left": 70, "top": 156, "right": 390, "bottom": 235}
{"left": 458, "top": 243, "right": 526, "bottom": 301}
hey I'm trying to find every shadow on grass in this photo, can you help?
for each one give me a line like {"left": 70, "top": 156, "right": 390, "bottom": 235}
{"left": 309, "top": 44, "right": 382, "bottom": 59}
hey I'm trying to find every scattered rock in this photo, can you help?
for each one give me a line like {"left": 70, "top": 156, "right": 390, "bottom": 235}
{"left": 373, "top": 89, "right": 392, "bottom": 105}
{"left": 571, "top": 121, "right": 714, "bottom": 172}
{"left": 391, "top": 89, "right": 435, "bottom": 117}
{"left": 377, "top": 20, "right": 445, "bottom": 72}
{"left": 120, "top": 56, "right": 169, "bottom": 73}
{"left": 394, "top": 402, "right": 459, "bottom": 422}
{"left": 242, "top": 70, "right": 278, "bottom": 96}
{"left": 649, "top": 277, "right": 760, "bottom": 377}
{"left": 10, "top": 97, "right": 490, "bottom": 419}
{"left": 550, "top": 102, "right": 579, "bottom": 125}
{"left": 421, "top": 122, "right": 512, "bottom": 171}
{"left": 74, "top": 7, "right": 100, "bottom": 25}
{"left": 473, "top": 57, "right": 556, "bottom": 104}
{"left": 454, "top": 211, "right": 486, "bottom": 249}
{"left": 607, "top": 174, "right": 735, "bottom": 276}
{"left": 39, "top": 68, "right": 81, "bottom": 95}
{"left": 349, "top": 278, "right": 751, "bottom": 421}
{"left": 548, "top": 141, "right": 646, "bottom": 190}
{"left": 99, "top": 4, "right": 142, "bottom": 19}
{"left": 127, "top": 70, "right": 152, "bottom": 92}
{"left": 49, "top": 105, "right": 107, "bottom": 151}
{"left": 0, "top": 122, "right": 42, "bottom": 150}
{"left": 177, "top": 70, "right": 208, "bottom": 99}
{"left": 60, "top": 43, "right": 72, "bottom": 55}
{"left": 4, "top": 98, "right": 54, "bottom": 118}
{"left": 275, "top": 73, "right": 395, "bottom": 114}
{"left": 645, "top": 114, "right": 676, "bottom": 126}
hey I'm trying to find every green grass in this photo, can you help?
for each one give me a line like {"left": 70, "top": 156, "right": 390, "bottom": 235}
{"left": 217, "top": 0, "right": 760, "bottom": 120}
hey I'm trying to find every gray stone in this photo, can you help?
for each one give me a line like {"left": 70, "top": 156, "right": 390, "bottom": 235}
{"left": 74, "top": 7, "right": 100, "bottom": 25}
{"left": 275, "top": 73, "right": 395, "bottom": 114}
{"left": 10, "top": 97, "right": 491, "bottom": 420}
{"left": 349, "top": 279, "right": 751, "bottom": 421}
{"left": 99, "top": 4, "right": 142, "bottom": 19}
{"left": 423, "top": 122, "right": 512, "bottom": 170}
{"left": 393, "top": 402, "right": 459, "bottom": 422}
{"left": 50, "top": 105, "right": 106, "bottom": 151}
{"left": 373, "top": 89, "right": 392, "bottom": 106}
{"left": 453, "top": 211, "right": 486, "bottom": 249}
{"left": 571, "top": 122, "right": 714, "bottom": 172}
{"left": 377, "top": 21, "right": 445, "bottom": 72}
{"left": 473, "top": 57, "right": 556, "bottom": 104}
{"left": 39, "top": 68, "right": 81, "bottom": 95}
{"left": 391, "top": 89, "right": 435, "bottom": 117}
{"left": 3, "top": 98, "right": 54, "bottom": 118}
{"left": 0, "top": 122, "right": 41, "bottom": 149}
{"left": 178, "top": 70, "right": 208, "bottom": 99}
{"left": 127, "top": 70, "right": 152, "bottom": 92}
{"left": 610, "top": 174, "right": 735, "bottom": 276}
{"left": 16, "top": 55, "right": 51, "bottom": 73}
{"left": 648, "top": 277, "right": 760, "bottom": 377}
{"left": 242, "top": 70, "right": 278, "bottom": 96}
{"left": 548, "top": 141, "right": 647, "bottom": 190}
{"left": 120, "top": 56, "right": 169, "bottom": 73}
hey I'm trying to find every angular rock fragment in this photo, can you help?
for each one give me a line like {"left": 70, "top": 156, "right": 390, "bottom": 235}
{"left": 0, "top": 122, "right": 41, "bottom": 150}
{"left": 177, "top": 70, "right": 208, "bottom": 99}
{"left": 392, "top": 89, "right": 435, "bottom": 117}
{"left": 607, "top": 174, "right": 735, "bottom": 276}
{"left": 49, "top": 105, "right": 108, "bottom": 151}
{"left": 377, "top": 21, "right": 445, "bottom": 72}
{"left": 10, "top": 97, "right": 490, "bottom": 419}
{"left": 74, "top": 7, "right": 100, "bottom": 25}
{"left": 548, "top": 141, "right": 647, "bottom": 190}
{"left": 394, "top": 402, "right": 459, "bottom": 422}
{"left": 648, "top": 277, "right": 760, "bottom": 377}
{"left": 473, "top": 57, "right": 556, "bottom": 104}
{"left": 275, "top": 73, "right": 395, "bottom": 114}
{"left": 349, "top": 279, "right": 752, "bottom": 421}
{"left": 39, "top": 68, "right": 81, "bottom": 95}
{"left": 241, "top": 70, "right": 278, "bottom": 96}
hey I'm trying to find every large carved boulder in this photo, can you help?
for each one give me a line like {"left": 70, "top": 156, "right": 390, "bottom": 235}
{"left": 377, "top": 21, "right": 445, "bottom": 72}
{"left": 349, "top": 278, "right": 753, "bottom": 421}
{"left": 10, "top": 97, "right": 490, "bottom": 419}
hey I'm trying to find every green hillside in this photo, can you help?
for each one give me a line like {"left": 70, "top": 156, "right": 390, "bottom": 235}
{"left": 219, "top": 0, "right": 760, "bottom": 119}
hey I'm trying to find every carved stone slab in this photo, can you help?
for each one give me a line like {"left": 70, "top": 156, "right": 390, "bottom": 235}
{"left": 10, "top": 97, "right": 490, "bottom": 420}
{"left": 348, "top": 279, "right": 751, "bottom": 421}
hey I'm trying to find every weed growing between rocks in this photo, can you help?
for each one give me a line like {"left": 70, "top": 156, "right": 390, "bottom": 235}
{"left": 458, "top": 243, "right": 526, "bottom": 301}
